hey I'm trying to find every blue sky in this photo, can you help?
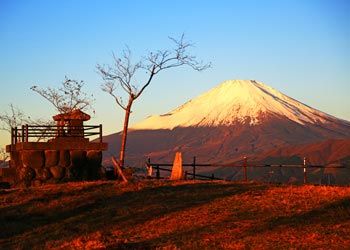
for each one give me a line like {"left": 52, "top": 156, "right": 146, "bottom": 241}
{"left": 0, "top": 0, "right": 349, "bottom": 148}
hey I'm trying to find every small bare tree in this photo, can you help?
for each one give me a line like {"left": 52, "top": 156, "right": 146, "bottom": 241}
{"left": 0, "top": 104, "right": 26, "bottom": 164}
{"left": 0, "top": 103, "right": 55, "bottom": 143}
{"left": 97, "top": 34, "right": 210, "bottom": 170}
{"left": 0, "top": 104, "right": 33, "bottom": 132}
{"left": 0, "top": 147, "right": 9, "bottom": 166}
{"left": 0, "top": 104, "right": 52, "bottom": 161}
{"left": 31, "top": 77, "right": 95, "bottom": 114}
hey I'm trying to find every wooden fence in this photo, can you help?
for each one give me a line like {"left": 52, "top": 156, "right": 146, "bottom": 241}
{"left": 147, "top": 157, "right": 349, "bottom": 185}
{"left": 10, "top": 124, "right": 103, "bottom": 145}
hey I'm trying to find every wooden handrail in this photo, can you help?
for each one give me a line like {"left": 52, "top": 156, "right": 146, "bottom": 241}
{"left": 10, "top": 124, "right": 104, "bottom": 143}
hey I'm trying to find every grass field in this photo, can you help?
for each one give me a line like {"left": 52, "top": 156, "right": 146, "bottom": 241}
{"left": 1, "top": 179, "right": 350, "bottom": 249}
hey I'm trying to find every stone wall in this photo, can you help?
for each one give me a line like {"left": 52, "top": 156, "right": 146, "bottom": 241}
{"left": 15, "top": 149, "right": 103, "bottom": 186}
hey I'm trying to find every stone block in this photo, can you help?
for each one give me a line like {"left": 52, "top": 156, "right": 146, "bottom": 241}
{"left": 70, "top": 150, "right": 87, "bottom": 168}
{"left": 35, "top": 167, "right": 52, "bottom": 181}
{"left": 58, "top": 150, "right": 70, "bottom": 167}
{"left": 50, "top": 166, "right": 65, "bottom": 179}
{"left": 45, "top": 150, "right": 59, "bottom": 167}
{"left": 21, "top": 150, "right": 44, "bottom": 168}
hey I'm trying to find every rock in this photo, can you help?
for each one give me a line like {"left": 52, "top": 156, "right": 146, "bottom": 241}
{"left": 19, "top": 167, "right": 36, "bottom": 187}
{"left": 50, "top": 166, "right": 65, "bottom": 179}
{"left": 86, "top": 150, "right": 102, "bottom": 180}
{"left": 70, "top": 150, "right": 87, "bottom": 168}
{"left": 65, "top": 166, "right": 79, "bottom": 180}
{"left": 35, "top": 167, "right": 52, "bottom": 181}
{"left": 21, "top": 150, "right": 44, "bottom": 168}
{"left": 33, "top": 179, "right": 43, "bottom": 187}
{"left": 45, "top": 150, "right": 59, "bottom": 167}
{"left": 87, "top": 150, "right": 102, "bottom": 164}
{"left": 69, "top": 150, "right": 87, "bottom": 180}
{"left": 58, "top": 150, "right": 70, "bottom": 167}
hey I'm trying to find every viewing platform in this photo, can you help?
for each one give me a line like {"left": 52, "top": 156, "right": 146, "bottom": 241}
{"left": 5, "top": 109, "right": 108, "bottom": 187}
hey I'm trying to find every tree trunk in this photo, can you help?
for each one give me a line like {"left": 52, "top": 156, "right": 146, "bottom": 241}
{"left": 118, "top": 98, "right": 133, "bottom": 172}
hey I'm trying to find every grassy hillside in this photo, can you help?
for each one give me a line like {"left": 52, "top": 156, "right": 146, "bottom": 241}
{"left": 1, "top": 180, "right": 350, "bottom": 250}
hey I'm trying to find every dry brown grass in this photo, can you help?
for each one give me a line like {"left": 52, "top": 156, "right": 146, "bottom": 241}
{"left": 0, "top": 180, "right": 349, "bottom": 249}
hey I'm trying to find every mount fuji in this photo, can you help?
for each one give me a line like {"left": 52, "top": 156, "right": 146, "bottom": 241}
{"left": 103, "top": 80, "right": 350, "bottom": 167}
{"left": 132, "top": 80, "right": 345, "bottom": 129}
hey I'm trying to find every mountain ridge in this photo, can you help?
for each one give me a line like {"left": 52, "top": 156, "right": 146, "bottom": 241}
{"left": 131, "top": 80, "right": 347, "bottom": 130}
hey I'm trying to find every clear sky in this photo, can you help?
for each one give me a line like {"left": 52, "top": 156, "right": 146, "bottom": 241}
{"left": 0, "top": 0, "right": 349, "bottom": 149}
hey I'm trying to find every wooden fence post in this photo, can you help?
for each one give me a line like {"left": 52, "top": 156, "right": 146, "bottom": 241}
{"left": 193, "top": 156, "right": 196, "bottom": 180}
{"left": 21, "top": 125, "right": 25, "bottom": 142}
{"left": 25, "top": 124, "right": 29, "bottom": 142}
{"left": 99, "top": 124, "right": 103, "bottom": 143}
{"left": 11, "top": 127, "right": 14, "bottom": 145}
{"left": 303, "top": 157, "right": 307, "bottom": 184}
{"left": 156, "top": 164, "right": 160, "bottom": 179}
{"left": 243, "top": 157, "right": 247, "bottom": 182}
{"left": 15, "top": 127, "right": 18, "bottom": 143}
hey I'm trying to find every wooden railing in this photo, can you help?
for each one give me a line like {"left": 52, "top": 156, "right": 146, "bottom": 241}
{"left": 147, "top": 157, "right": 349, "bottom": 185}
{"left": 10, "top": 124, "right": 103, "bottom": 144}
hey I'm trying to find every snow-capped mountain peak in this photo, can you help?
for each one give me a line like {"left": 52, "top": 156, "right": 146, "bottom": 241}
{"left": 131, "top": 80, "right": 336, "bottom": 130}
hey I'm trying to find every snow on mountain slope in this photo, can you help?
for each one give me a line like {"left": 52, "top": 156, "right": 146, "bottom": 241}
{"left": 132, "top": 80, "right": 340, "bottom": 130}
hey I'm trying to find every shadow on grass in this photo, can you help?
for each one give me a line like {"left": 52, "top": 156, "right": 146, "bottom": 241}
{"left": 0, "top": 183, "right": 111, "bottom": 230}
{"left": 266, "top": 197, "right": 350, "bottom": 228}
{"left": 0, "top": 180, "right": 268, "bottom": 249}
{"left": 107, "top": 196, "right": 350, "bottom": 250}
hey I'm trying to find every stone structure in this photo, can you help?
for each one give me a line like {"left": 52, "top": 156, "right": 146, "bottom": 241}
{"left": 5, "top": 109, "right": 108, "bottom": 187}
{"left": 170, "top": 152, "right": 183, "bottom": 180}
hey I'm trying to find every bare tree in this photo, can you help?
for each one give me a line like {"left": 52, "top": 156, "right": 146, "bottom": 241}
{"left": 97, "top": 34, "right": 210, "bottom": 170}
{"left": 0, "top": 104, "right": 24, "bottom": 164}
{"left": 0, "top": 104, "right": 33, "bottom": 132}
{"left": 0, "top": 104, "right": 49, "bottom": 161}
{"left": 0, "top": 147, "right": 9, "bottom": 166}
{"left": 0, "top": 103, "right": 55, "bottom": 143}
{"left": 31, "top": 77, "right": 95, "bottom": 114}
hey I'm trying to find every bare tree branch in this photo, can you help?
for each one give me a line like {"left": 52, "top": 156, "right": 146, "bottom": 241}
{"left": 0, "top": 103, "right": 54, "bottom": 142}
{"left": 97, "top": 34, "right": 211, "bottom": 169}
{"left": 0, "top": 104, "right": 32, "bottom": 132}
{"left": 30, "top": 77, "right": 95, "bottom": 114}
{"left": 0, "top": 147, "right": 9, "bottom": 165}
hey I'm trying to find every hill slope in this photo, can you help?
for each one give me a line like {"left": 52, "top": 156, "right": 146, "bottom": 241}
{"left": 1, "top": 180, "right": 350, "bottom": 249}
{"left": 258, "top": 138, "right": 350, "bottom": 165}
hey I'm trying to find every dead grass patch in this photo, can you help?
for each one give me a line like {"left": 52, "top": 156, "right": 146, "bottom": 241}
{"left": 0, "top": 180, "right": 349, "bottom": 249}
